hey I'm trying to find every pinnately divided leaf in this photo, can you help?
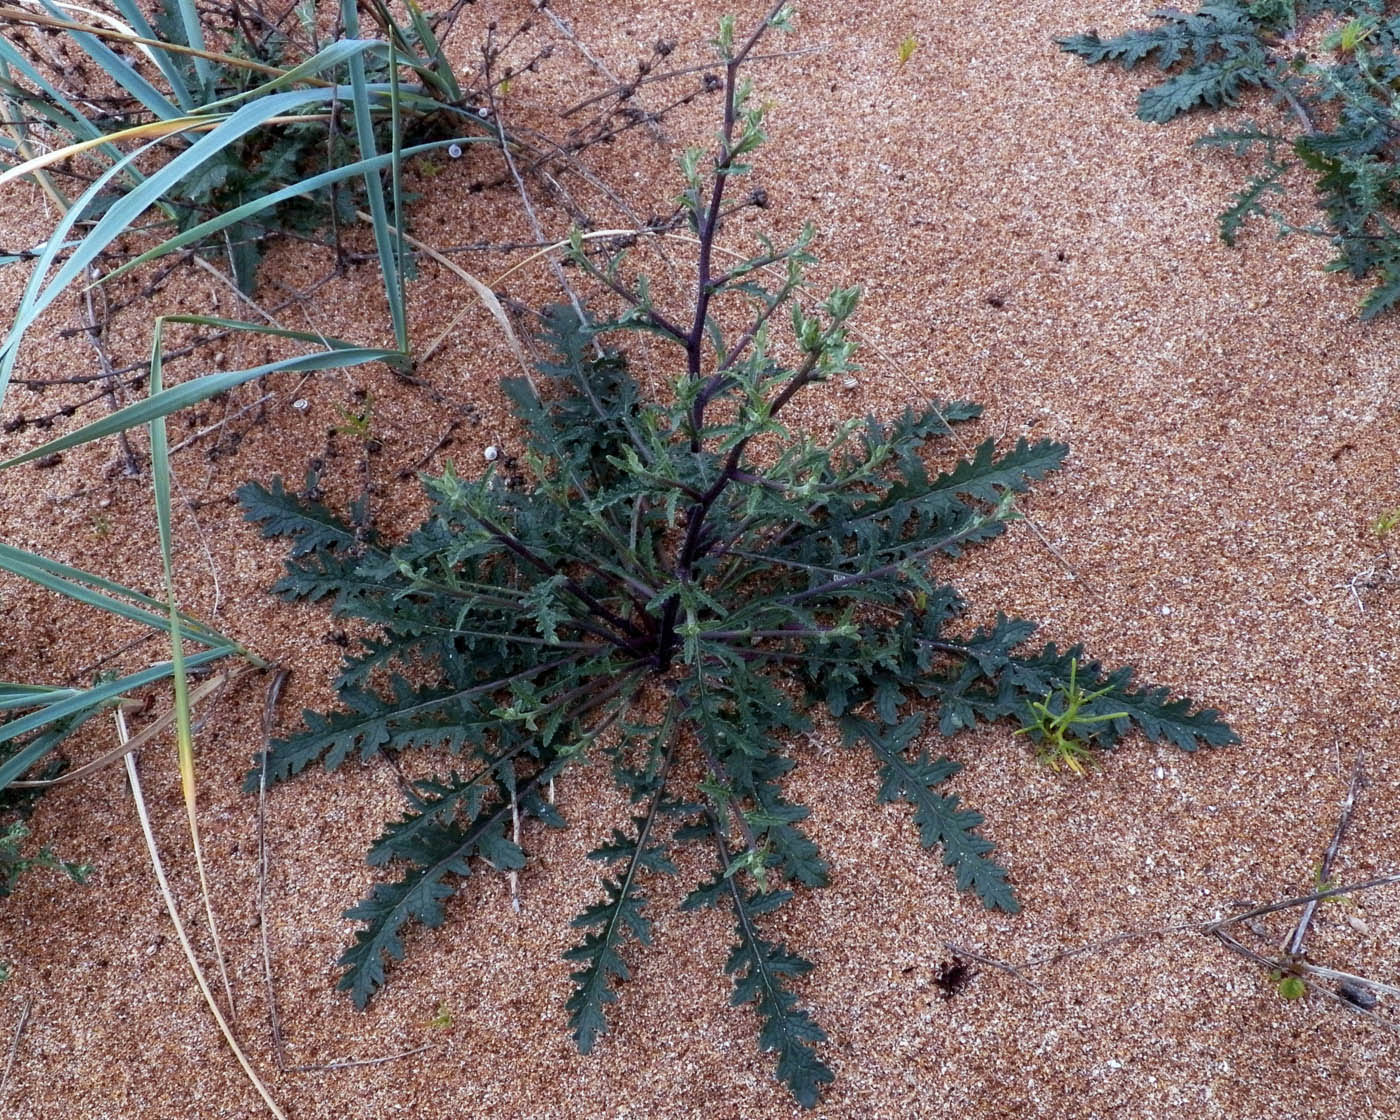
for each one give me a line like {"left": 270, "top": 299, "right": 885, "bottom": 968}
{"left": 721, "top": 882, "right": 834, "bottom": 1109}
{"left": 242, "top": 11, "right": 1236, "bottom": 1106}
{"left": 1137, "top": 56, "right": 1264, "bottom": 123}
{"left": 238, "top": 477, "right": 368, "bottom": 558}
{"left": 565, "top": 764, "right": 679, "bottom": 1053}
{"left": 842, "top": 714, "right": 1018, "bottom": 913}
{"left": 338, "top": 786, "right": 529, "bottom": 1009}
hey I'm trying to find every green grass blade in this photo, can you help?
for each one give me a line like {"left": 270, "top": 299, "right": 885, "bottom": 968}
{"left": 389, "top": 38, "right": 409, "bottom": 321}
{"left": 405, "top": 0, "right": 462, "bottom": 101}
{"left": 100, "top": 136, "right": 486, "bottom": 286}
{"left": 0, "top": 73, "right": 71, "bottom": 210}
{"left": 0, "top": 540, "right": 232, "bottom": 647}
{"left": 0, "top": 541, "right": 188, "bottom": 613}
{"left": 0, "top": 40, "right": 104, "bottom": 140}
{"left": 0, "top": 684, "right": 84, "bottom": 712}
{"left": 0, "top": 542, "right": 219, "bottom": 637}
{"left": 0, "top": 37, "right": 149, "bottom": 183}
{"left": 1, "top": 333, "right": 403, "bottom": 469}
{"left": 0, "top": 87, "right": 363, "bottom": 402}
{"left": 0, "top": 645, "right": 231, "bottom": 760}
{"left": 147, "top": 308, "right": 242, "bottom": 1029}
{"left": 195, "top": 38, "right": 386, "bottom": 113}
{"left": 147, "top": 315, "right": 196, "bottom": 794}
{"left": 108, "top": 0, "right": 195, "bottom": 109}
{"left": 342, "top": 0, "right": 408, "bottom": 351}
{"left": 0, "top": 712, "right": 104, "bottom": 792}
{"left": 168, "top": 0, "right": 213, "bottom": 89}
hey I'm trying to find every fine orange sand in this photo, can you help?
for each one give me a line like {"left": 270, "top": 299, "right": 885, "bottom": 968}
{"left": 1, "top": 2, "right": 1398, "bottom": 1117}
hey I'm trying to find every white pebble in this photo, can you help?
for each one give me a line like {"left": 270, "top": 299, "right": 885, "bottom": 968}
{"left": 291, "top": 399, "right": 310, "bottom": 412}
{"left": 483, "top": 445, "right": 499, "bottom": 462}
{"left": 1159, "top": 605, "right": 1172, "bottom": 616}
{"left": 447, "top": 142, "right": 463, "bottom": 159}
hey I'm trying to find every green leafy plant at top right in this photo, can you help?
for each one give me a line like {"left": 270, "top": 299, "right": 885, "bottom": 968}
{"left": 1060, "top": 1, "right": 1400, "bottom": 318}
{"left": 239, "top": 5, "right": 1237, "bottom": 1108}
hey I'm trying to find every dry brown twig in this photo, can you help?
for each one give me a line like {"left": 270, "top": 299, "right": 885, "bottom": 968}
{"left": 535, "top": 0, "right": 670, "bottom": 144}
{"left": 120, "top": 710, "right": 289, "bottom": 1119}
{"left": 0, "top": 997, "right": 32, "bottom": 1103}
{"left": 256, "top": 667, "right": 291, "bottom": 1071}
{"left": 1202, "top": 750, "right": 1400, "bottom": 1020}
{"left": 1286, "top": 748, "right": 1365, "bottom": 958}
{"left": 81, "top": 263, "right": 141, "bottom": 476}
{"left": 482, "top": 37, "right": 595, "bottom": 378}
{"left": 948, "top": 858, "right": 1400, "bottom": 1005}
{"left": 1209, "top": 927, "right": 1400, "bottom": 1037}
{"left": 1198, "top": 871, "right": 1400, "bottom": 932}
{"left": 944, "top": 942, "right": 1043, "bottom": 989}
{"left": 948, "top": 787, "right": 1400, "bottom": 1043}
{"left": 285, "top": 1044, "right": 432, "bottom": 1073}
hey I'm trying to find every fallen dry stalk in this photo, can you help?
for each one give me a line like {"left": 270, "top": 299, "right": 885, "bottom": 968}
{"left": 0, "top": 996, "right": 31, "bottom": 1102}
{"left": 120, "top": 710, "right": 289, "bottom": 1120}
{"left": 1203, "top": 871, "right": 1400, "bottom": 933}
{"left": 10, "top": 669, "right": 251, "bottom": 789}
{"left": 1286, "top": 748, "right": 1366, "bottom": 958}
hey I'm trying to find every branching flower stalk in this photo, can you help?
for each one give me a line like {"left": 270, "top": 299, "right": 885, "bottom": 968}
{"left": 242, "top": 6, "right": 1236, "bottom": 1107}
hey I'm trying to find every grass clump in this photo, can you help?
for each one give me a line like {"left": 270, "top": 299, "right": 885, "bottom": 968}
{"left": 1060, "top": 1, "right": 1400, "bottom": 318}
{"left": 0, "top": 0, "right": 479, "bottom": 295}
{"left": 238, "top": 5, "right": 1236, "bottom": 1107}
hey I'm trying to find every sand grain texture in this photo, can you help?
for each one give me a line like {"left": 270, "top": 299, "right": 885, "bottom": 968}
{"left": 0, "top": 2, "right": 1397, "bottom": 1117}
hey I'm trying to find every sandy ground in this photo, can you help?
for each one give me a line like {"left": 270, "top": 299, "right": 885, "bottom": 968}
{"left": 1, "top": 1, "right": 1398, "bottom": 1117}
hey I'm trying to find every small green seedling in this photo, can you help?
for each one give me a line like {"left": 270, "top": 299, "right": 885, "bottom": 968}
{"left": 1, "top": 820, "right": 92, "bottom": 981}
{"left": 0, "top": 820, "right": 92, "bottom": 895}
{"left": 1312, "top": 864, "right": 1357, "bottom": 910}
{"left": 428, "top": 1002, "right": 454, "bottom": 1029}
{"left": 1015, "top": 658, "right": 1128, "bottom": 775}
{"left": 896, "top": 35, "right": 918, "bottom": 68}
{"left": 1273, "top": 971, "right": 1307, "bottom": 1000}
{"left": 333, "top": 394, "right": 374, "bottom": 440}
{"left": 1325, "top": 17, "right": 1376, "bottom": 54}
{"left": 1373, "top": 509, "right": 1400, "bottom": 542}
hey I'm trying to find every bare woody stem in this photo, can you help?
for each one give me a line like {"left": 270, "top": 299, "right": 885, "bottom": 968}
{"left": 466, "top": 507, "right": 649, "bottom": 646}
{"left": 655, "top": 345, "right": 827, "bottom": 667}
{"left": 686, "top": 0, "right": 791, "bottom": 447}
